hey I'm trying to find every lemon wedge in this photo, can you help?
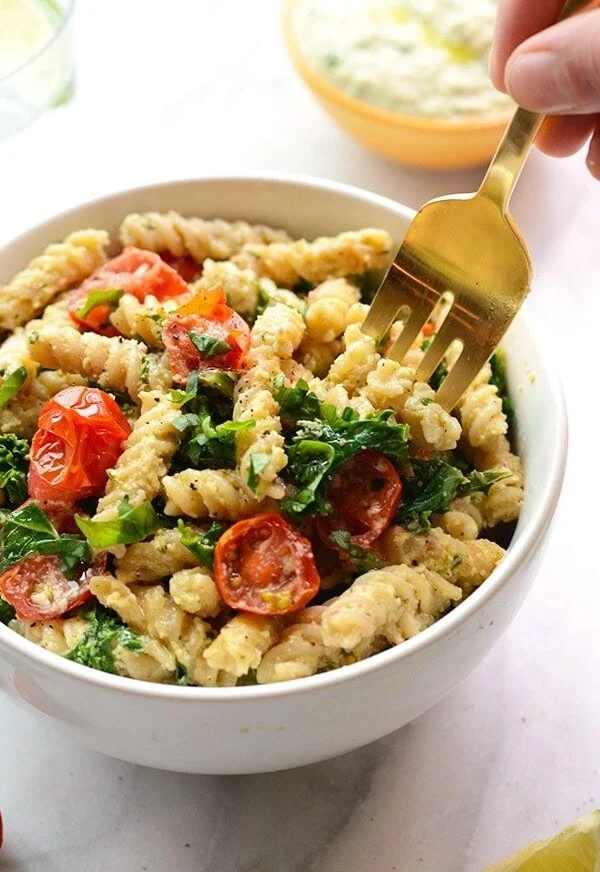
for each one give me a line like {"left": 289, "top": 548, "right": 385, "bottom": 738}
{"left": 485, "top": 810, "right": 600, "bottom": 872}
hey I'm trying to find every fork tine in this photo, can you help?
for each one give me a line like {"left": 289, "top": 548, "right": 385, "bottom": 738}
{"left": 386, "top": 295, "right": 433, "bottom": 363}
{"left": 362, "top": 261, "right": 438, "bottom": 340}
{"left": 434, "top": 342, "right": 492, "bottom": 411}
{"left": 415, "top": 317, "right": 458, "bottom": 383}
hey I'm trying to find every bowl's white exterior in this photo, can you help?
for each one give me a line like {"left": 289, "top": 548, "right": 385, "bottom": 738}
{"left": 0, "top": 176, "right": 567, "bottom": 774}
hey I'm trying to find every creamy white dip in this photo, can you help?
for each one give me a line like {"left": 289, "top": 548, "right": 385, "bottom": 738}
{"left": 294, "top": 0, "right": 514, "bottom": 119}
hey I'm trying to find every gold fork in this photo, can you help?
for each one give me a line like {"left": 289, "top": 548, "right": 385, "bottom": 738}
{"left": 362, "top": 0, "right": 597, "bottom": 410}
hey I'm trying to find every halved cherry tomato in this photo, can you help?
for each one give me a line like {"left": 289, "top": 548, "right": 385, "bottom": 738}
{"left": 68, "top": 247, "right": 189, "bottom": 334}
{"left": 159, "top": 251, "right": 203, "bottom": 283}
{"left": 422, "top": 321, "right": 435, "bottom": 338}
{"left": 28, "top": 386, "right": 131, "bottom": 503}
{"left": 214, "top": 514, "right": 320, "bottom": 615}
{"left": 162, "top": 287, "right": 250, "bottom": 384}
{"left": 317, "top": 450, "right": 402, "bottom": 550}
{"left": 0, "top": 552, "right": 106, "bottom": 621}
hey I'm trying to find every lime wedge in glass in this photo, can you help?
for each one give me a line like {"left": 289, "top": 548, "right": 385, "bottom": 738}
{"left": 0, "top": 0, "right": 74, "bottom": 139}
{"left": 485, "top": 810, "right": 600, "bottom": 872}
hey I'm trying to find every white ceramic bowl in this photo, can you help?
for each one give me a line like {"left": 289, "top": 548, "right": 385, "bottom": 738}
{"left": 0, "top": 175, "right": 567, "bottom": 774}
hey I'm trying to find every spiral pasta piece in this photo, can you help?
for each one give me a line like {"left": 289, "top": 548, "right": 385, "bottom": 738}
{"left": 0, "top": 229, "right": 109, "bottom": 331}
{"left": 297, "top": 337, "right": 341, "bottom": 378}
{"left": 256, "top": 608, "right": 340, "bottom": 683}
{"left": 304, "top": 278, "right": 360, "bottom": 343}
{"left": 435, "top": 496, "right": 484, "bottom": 541}
{"left": 109, "top": 294, "right": 175, "bottom": 347}
{"left": 326, "top": 323, "right": 380, "bottom": 394}
{"left": 118, "top": 211, "right": 291, "bottom": 263}
{"left": 94, "top": 391, "right": 181, "bottom": 522}
{"left": 163, "top": 468, "right": 262, "bottom": 519}
{"left": 12, "top": 615, "right": 88, "bottom": 656}
{"left": 202, "top": 614, "right": 280, "bottom": 682}
{"left": 0, "top": 368, "right": 86, "bottom": 438}
{"left": 27, "top": 326, "right": 170, "bottom": 400}
{"left": 400, "top": 382, "right": 462, "bottom": 452}
{"left": 115, "top": 527, "right": 202, "bottom": 583}
{"left": 360, "top": 357, "right": 415, "bottom": 413}
{"left": 169, "top": 567, "right": 221, "bottom": 618}
{"left": 232, "top": 228, "right": 393, "bottom": 287}
{"left": 321, "top": 565, "right": 462, "bottom": 652}
{"left": 381, "top": 525, "right": 505, "bottom": 595}
{"left": 474, "top": 434, "right": 524, "bottom": 527}
{"left": 249, "top": 301, "right": 305, "bottom": 359}
{"left": 458, "top": 361, "right": 508, "bottom": 450}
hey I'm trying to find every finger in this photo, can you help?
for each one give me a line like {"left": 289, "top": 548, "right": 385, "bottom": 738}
{"left": 536, "top": 114, "right": 597, "bottom": 156}
{"left": 586, "top": 119, "right": 600, "bottom": 177}
{"left": 504, "top": 10, "right": 600, "bottom": 113}
{"left": 490, "top": 0, "right": 565, "bottom": 91}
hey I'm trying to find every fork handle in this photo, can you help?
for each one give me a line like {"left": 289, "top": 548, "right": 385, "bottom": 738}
{"left": 478, "top": 0, "right": 600, "bottom": 210}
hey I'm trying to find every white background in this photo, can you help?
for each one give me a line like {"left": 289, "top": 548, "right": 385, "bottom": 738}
{"left": 1, "top": 2, "right": 599, "bottom": 870}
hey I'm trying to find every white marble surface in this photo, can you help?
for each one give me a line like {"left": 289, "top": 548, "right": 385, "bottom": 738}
{"left": 1, "top": 2, "right": 600, "bottom": 870}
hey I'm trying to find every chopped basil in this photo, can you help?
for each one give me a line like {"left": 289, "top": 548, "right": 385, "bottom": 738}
{"left": 0, "top": 501, "right": 91, "bottom": 577}
{"left": 76, "top": 287, "right": 124, "bottom": 320}
{"left": 188, "top": 332, "right": 232, "bottom": 359}
{"left": 292, "top": 277, "right": 316, "bottom": 294}
{"left": 350, "top": 271, "right": 382, "bottom": 304}
{"left": 67, "top": 604, "right": 143, "bottom": 674}
{"left": 0, "top": 596, "right": 15, "bottom": 624}
{"left": 458, "top": 468, "right": 510, "bottom": 496}
{"left": 429, "top": 360, "right": 448, "bottom": 391}
{"left": 247, "top": 452, "right": 271, "bottom": 493}
{"left": 327, "top": 529, "right": 382, "bottom": 573}
{"left": 178, "top": 519, "right": 225, "bottom": 570}
{"left": 0, "top": 433, "right": 29, "bottom": 507}
{"left": 0, "top": 366, "right": 28, "bottom": 410}
{"left": 76, "top": 498, "right": 159, "bottom": 548}
{"left": 281, "top": 441, "right": 335, "bottom": 516}
{"left": 177, "top": 416, "right": 254, "bottom": 469}
{"left": 176, "top": 661, "right": 189, "bottom": 685}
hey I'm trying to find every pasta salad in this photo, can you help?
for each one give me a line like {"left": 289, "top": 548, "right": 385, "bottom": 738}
{"left": 0, "top": 211, "right": 523, "bottom": 686}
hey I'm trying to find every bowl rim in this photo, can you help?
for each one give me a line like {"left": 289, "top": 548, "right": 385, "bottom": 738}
{"left": 0, "top": 172, "right": 568, "bottom": 703}
{"left": 282, "top": 0, "right": 514, "bottom": 134}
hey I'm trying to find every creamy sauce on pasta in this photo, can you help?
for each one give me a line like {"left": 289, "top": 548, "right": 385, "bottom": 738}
{"left": 293, "top": 0, "right": 514, "bottom": 119}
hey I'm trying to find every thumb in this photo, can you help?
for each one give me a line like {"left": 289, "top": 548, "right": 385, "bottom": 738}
{"left": 504, "top": 9, "right": 600, "bottom": 114}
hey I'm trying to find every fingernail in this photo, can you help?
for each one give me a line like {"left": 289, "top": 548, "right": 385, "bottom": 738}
{"left": 505, "top": 51, "right": 577, "bottom": 113}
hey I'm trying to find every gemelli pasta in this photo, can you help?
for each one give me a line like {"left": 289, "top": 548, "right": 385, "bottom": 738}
{"left": 0, "top": 211, "right": 522, "bottom": 687}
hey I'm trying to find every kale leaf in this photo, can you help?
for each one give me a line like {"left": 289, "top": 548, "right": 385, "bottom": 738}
{"left": 0, "top": 433, "right": 30, "bottom": 507}
{"left": 395, "top": 459, "right": 509, "bottom": 531}
{"left": 175, "top": 414, "right": 254, "bottom": 470}
{"left": 272, "top": 375, "right": 321, "bottom": 427}
{"left": 0, "top": 501, "right": 92, "bottom": 577}
{"left": 0, "top": 596, "right": 15, "bottom": 625}
{"left": 67, "top": 604, "right": 143, "bottom": 674}
{"left": 490, "top": 349, "right": 516, "bottom": 424}
{"left": 282, "top": 412, "right": 409, "bottom": 518}
{"left": 178, "top": 519, "right": 225, "bottom": 570}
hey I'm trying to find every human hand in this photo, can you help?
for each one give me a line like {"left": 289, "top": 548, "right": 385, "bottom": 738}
{"left": 490, "top": 0, "right": 600, "bottom": 177}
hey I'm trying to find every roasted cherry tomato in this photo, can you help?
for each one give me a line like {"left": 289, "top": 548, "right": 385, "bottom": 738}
{"left": 0, "top": 552, "right": 106, "bottom": 621}
{"left": 317, "top": 450, "right": 402, "bottom": 550}
{"left": 214, "top": 513, "right": 320, "bottom": 615}
{"left": 68, "top": 246, "right": 189, "bottom": 334}
{"left": 28, "top": 386, "right": 131, "bottom": 503}
{"left": 159, "top": 251, "right": 203, "bottom": 283}
{"left": 163, "top": 287, "right": 250, "bottom": 384}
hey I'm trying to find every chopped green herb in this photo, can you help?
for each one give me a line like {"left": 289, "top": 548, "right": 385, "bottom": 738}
{"left": 350, "top": 271, "right": 382, "bottom": 304}
{"left": 292, "top": 277, "right": 316, "bottom": 294}
{"left": 272, "top": 375, "right": 321, "bottom": 426}
{"left": 76, "top": 287, "right": 123, "bottom": 320}
{"left": 327, "top": 529, "right": 382, "bottom": 573}
{"left": 458, "top": 468, "right": 510, "bottom": 496}
{"left": 177, "top": 415, "right": 254, "bottom": 469}
{"left": 188, "top": 332, "right": 232, "bottom": 359}
{"left": 490, "top": 349, "right": 515, "bottom": 424}
{"left": 0, "top": 433, "right": 29, "bottom": 507}
{"left": 0, "top": 366, "right": 28, "bottom": 410}
{"left": 140, "top": 355, "right": 151, "bottom": 385}
{"left": 450, "top": 554, "right": 463, "bottom": 572}
{"left": 67, "top": 604, "right": 143, "bottom": 674}
{"left": 76, "top": 498, "right": 159, "bottom": 548}
{"left": 282, "top": 441, "right": 335, "bottom": 516}
{"left": 0, "top": 501, "right": 91, "bottom": 577}
{"left": 421, "top": 337, "right": 433, "bottom": 351}
{"left": 324, "top": 53, "right": 341, "bottom": 68}
{"left": 247, "top": 452, "right": 271, "bottom": 493}
{"left": 178, "top": 519, "right": 225, "bottom": 570}
{"left": 429, "top": 360, "right": 448, "bottom": 391}
{"left": 176, "top": 661, "right": 189, "bottom": 685}
{"left": 0, "top": 596, "right": 15, "bottom": 624}
{"left": 248, "top": 285, "right": 272, "bottom": 324}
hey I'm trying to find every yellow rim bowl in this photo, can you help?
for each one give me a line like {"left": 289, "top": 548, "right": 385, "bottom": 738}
{"left": 283, "top": 0, "right": 513, "bottom": 171}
